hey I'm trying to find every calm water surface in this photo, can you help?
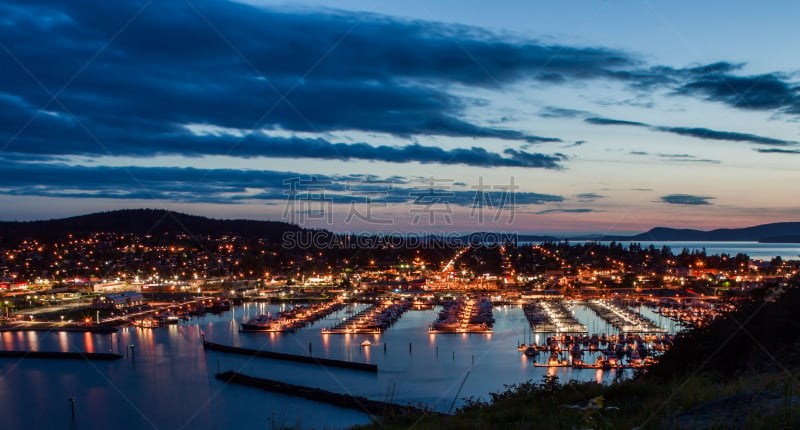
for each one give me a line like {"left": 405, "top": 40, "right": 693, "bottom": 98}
{"left": 593, "top": 241, "right": 800, "bottom": 260}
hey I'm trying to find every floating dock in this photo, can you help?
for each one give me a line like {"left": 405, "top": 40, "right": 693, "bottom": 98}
{"left": 202, "top": 338, "right": 377, "bottom": 373}
{"left": 322, "top": 300, "right": 410, "bottom": 334}
{"left": 429, "top": 297, "right": 494, "bottom": 334}
{"left": 523, "top": 300, "right": 587, "bottom": 333}
{"left": 584, "top": 300, "right": 666, "bottom": 334}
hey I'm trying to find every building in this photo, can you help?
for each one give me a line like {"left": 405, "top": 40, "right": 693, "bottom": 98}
{"left": 92, "top": 291, "right": 144, "bottom": 310}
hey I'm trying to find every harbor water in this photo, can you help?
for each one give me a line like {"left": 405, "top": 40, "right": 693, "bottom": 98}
{"left": 0, "top": 301, "right": 677, "bottom": 429}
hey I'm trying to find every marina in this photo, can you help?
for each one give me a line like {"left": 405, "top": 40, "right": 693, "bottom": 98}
{"left": 0, "top": 290, "right": 743, "bottom": 430}
{"left": 0, "top": 298, "right": 686, "bottom": 428}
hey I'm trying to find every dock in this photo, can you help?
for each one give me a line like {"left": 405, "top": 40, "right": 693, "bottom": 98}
{"left": 322, "top": 300, "right": 410, "bottom": 334}
{"left": 523, "top": 300, "right": 587, "bottom": 333}
{"left": 202, "top": 338, "right": 377, "bottom": 373}
{"left": 584, "top": 300, "right": 666, "bottom": 334}
{"left": 429, "top": 297, "right": 494, "bottom": 334}
{"left": 215, "top": 370, "right": 427, "bottom": 416}
{"left": 0, "top": 350, "right": 123, "bottom": 360}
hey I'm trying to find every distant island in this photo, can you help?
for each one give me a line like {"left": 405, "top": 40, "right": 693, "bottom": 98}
{"left": 1, "top": 209, "right": 799, "bottom": 244}
{"left": 592, "top": 222, "right": 800, "bottom": 243}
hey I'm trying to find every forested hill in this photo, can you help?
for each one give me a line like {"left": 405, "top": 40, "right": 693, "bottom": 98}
{"left": 0, "top": 209, "right": 304, "bottom": 244}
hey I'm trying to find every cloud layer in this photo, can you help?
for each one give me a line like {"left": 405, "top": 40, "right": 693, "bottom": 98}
{"left": 0, "top": 159, "right": 564, "bottom": 207}
{"left": 0, "top": 0, "right": 609, "bottom": 166}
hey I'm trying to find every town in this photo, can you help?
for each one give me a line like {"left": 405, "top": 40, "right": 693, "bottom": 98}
{"left": 0, "top": 229, "right": 795, "bottom": 327}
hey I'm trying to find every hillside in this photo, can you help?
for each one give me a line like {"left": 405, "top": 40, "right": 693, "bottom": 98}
{"left": 0, "top": 209, "right": 304, "bottom": 244}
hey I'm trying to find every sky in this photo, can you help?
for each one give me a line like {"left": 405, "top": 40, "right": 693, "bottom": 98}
{"left": 0, "top": 0, "right": 799, "bottom": 234}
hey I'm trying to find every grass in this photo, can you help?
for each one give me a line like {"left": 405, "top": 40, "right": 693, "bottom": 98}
{"left": 351, "top": 370, "right": 800, "bottom": 429}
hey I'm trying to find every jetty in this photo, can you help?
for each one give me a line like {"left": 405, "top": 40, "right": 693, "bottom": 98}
{"left": 0, "top": 350, "right": 123, "bottom": 360}
{"left": 201, "top": 338, "right": 377, "bottom": 373}
{"left": 215, "top": 370, "right": 427, "bottom": 416}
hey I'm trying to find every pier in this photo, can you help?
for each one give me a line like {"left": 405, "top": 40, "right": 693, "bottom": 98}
{"left": 584, "top": 300, "right": 666, "bottom": 334}
{"left": 428, "top": 296, "right": 494, "bottom": 334}
{"left": 242, "top": 299, "right": 346, "bottom": 332}
{"left": 201, "top": 338, "right": 378, "bottom": 373}
{"left": 523, "top": 300, "right": 587, "bottom": 333}
{"left": 322, "top": 300, "right": 409, "bottom": 334}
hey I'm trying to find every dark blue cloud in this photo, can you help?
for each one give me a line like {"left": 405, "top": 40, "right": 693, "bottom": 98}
{"left": 678, "top": 72, "right": 800, "bottom": 113}
{"left": 654, "top": 126, "right": 794, "bottom": 146}
{"left": 575, "top": 193, "right": 603, "bottom": 202}
{"left": 562, "top": 140, "right": 586, "bottom": 148}
{"left": 0, "top": 0, "right": 795, "bottom": 176}
{"left": 3, "top": 0, "right": 647, "bottom": 162}
{"left": 534, "top": 208, "right": 596, "bottom": 215}
{"left": 585, "top": 117, "right": 648, "bottom": 127}
{"left": 655, "top": 154, "right": 720, "bottom": 164}
{"left": 660, "top": 194, "right": 714, "bottom": 206}
{"left": 538, "top": 107, "right": 593, "bottom": 119}
{"left": 0, "top": 159, "right": 564, "bottom": 206}
{"left": 586, "top": 116, "right": 795, "bottom": 146}
{"left": 755, "top": 148, "right": 800, "bottom": 154}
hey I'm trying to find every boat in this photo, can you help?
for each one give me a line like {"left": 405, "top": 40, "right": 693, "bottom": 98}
{"left": 517, "top": 343, "right": 527, "bottom": 351}
{"left": 157, "top": 311, "right": 179, "bottom": 324}
{"left": 361, "top": 339, "right": 371, "bottom": 347}
{"left": 523, "top": 346, "right": 538, "bottom": 357}
{"left": 534, "top": 352, "right": 570, "bottom": 367}
{"left": 130, "top": 317, "right": 159, "bottom": 328}
{"left": 629, "top": 348, "right": 643, "bottom": 366}
{"left": 240, "top": 314, "right": 275, "bottom": 331}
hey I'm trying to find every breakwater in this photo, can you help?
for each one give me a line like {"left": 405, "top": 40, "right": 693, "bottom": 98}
{"left": 215, "top": 370, "right": 427, "bottom": 416}
{"left": 202, "top": 338, "right": 377, "bottom": 373}
{"left": 0, "top": 350, "right": 123, "bottom": 360}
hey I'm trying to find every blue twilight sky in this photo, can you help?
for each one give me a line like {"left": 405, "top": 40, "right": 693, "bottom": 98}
{"left": 0, "top": 0, "right": 799, "bottom": 234}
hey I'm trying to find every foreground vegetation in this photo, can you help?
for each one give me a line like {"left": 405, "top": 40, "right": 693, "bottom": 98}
{"left": 354, "top": 285, "right": 800, "bottom": 429}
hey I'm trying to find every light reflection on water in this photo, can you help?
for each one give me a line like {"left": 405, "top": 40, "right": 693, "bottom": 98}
{"left": 0, "top": 302, "right": 672, "bottom": 429}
